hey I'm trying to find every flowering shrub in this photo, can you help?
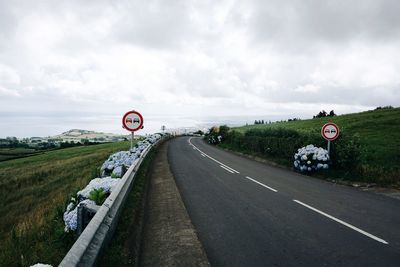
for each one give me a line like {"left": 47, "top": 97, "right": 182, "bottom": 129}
{"left": 293, "top": 144, "right": 330, "bottom": 172}
{"left": 100, "top": 151, "right": 138, "bottom": 178}
{"left": 63, "top": 199, "right": 96, "bottom": 232}
{"left": 89, "top": 188, "right": 108, "bottom": 205}
{"left": 77, "top": 177, "right": 120, "bottom": 200}
{"left": 63, "top": 133, "right": 165, "bottom": 232}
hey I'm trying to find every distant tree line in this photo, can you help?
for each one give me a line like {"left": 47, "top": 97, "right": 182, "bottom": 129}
{"left": 375, "top": 106, "right": 393, "bottom": 110}
{"left": 313, "top": 110, "right": 336, "bottom": 118}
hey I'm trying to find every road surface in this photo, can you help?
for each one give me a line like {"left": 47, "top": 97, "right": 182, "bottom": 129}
{"left": 168, "top": 136, "right": 400, "bottom": 267}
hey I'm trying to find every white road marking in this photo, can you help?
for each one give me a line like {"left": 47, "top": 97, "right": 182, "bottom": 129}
{"left": 245, "top": 176, "right": 278, "bottom": 192}
{"left": 189, "top": 137, "right": 240, "bottom": 174}
{"left": 201, "top": 154, "right": 206, "bottom": 157}
{"left": 293, "top": 199, "right": 389, "bottom": 245}
{"left": 220, "top": 165, "right": 235, "bottom": 174}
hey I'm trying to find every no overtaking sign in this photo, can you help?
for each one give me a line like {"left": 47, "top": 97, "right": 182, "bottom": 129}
{"left": 123, "top": 110, "right": 144, "bottom": 151}
{"left": 122, "top": 111, "right": 144, "bottom": 132}
{"left": 321, "top": 123, "right": 340, "bottom": 141}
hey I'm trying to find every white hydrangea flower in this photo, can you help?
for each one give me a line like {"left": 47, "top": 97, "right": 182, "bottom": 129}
{"left": 77, "top": 177, "right": 120, "bottom": 199}
{"left": 294, "top": 144, "right": 329, "bottom": 172}
{"left": 63, "top": 133, "right": 164, "bottom": 232}
{"left": 63, "top": 199, "right": 96, "bottom": 232}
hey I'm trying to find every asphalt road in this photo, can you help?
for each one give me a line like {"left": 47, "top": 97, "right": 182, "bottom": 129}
{"left": 168, "top": 136, "right": 400, "bottom": 267}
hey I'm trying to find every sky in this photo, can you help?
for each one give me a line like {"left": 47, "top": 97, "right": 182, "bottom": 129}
{"left": 0, "top": 0, "right": 399, "bottom": 137}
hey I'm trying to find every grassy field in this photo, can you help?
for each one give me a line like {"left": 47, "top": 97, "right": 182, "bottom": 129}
{"left": 0, "top": 141, "right": 131, "bottom": 266}
{"left": 0, "top": 148, "right": 40, "bottom": 161}
{"left": 235, "top": 107, "right": 400, "bottom": 167}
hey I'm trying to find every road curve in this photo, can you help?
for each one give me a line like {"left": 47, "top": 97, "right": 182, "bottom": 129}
{"left": 168, "top": 136, "right": 400, "bottom": 267}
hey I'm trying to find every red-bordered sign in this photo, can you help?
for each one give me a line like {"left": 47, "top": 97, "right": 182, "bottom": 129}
{"left": 321, "top": 123, "right": 340, "bottom": 141}
{"left": 122, "top": 110, "right": 144, "bottom": 132}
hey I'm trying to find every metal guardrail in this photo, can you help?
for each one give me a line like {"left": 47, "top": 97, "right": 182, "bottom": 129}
{"left": 59, "top": 138, "right": 162, "bottom": 266}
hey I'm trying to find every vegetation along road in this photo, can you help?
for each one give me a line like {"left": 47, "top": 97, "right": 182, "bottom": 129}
{"left": 0, "top": 141, "right": 131, "bottom": 266}
{"left": 169, "top": 136, "right": 400, "bottom": 267}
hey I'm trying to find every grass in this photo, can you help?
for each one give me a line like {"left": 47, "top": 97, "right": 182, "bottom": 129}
{"left": 235, "top": 108, "right": 400, "bottom": 168}
{"left": 226, "top": 107, "right": 400, "bottom": 185}
{"left": 0, "top": 141, "right": 132, "bottom": 267}
{"left": 0, "top": 148, "right": 40, "bottom": 161}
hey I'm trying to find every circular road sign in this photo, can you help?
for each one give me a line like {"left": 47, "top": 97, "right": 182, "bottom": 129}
{"left": 122, "top": 110, "right": 144, "bottom": 132}
{"left": 321, "top": 123, "right": 340, "bottom": 141}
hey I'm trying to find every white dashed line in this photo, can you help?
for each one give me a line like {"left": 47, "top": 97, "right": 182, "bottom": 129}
{"left": 220, "top": 165, "right": 235, "bottom": 173}
{"left": 189, "top": 137, "right": 240, "bottom": 174}
{"left": 245, "top": 176, "right": 278, "bottom": 192}
{"left": 293, "top": 199, "right": 388, "bottom": 245}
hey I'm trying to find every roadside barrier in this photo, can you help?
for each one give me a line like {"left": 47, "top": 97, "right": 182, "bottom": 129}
{"left": 60, "top": 137, "right": 163, "bottom": 266}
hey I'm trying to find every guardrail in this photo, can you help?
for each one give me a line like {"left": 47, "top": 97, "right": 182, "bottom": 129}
{"left": 59, "top": 138, "right": 162, "bottom": 266}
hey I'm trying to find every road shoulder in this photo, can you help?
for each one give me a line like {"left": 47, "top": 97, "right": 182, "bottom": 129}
{"left": 215, "top": 140, "right": 400, "bottom": 200}
{"left": 140, "top": 141, "right": 210, "bottom": 266}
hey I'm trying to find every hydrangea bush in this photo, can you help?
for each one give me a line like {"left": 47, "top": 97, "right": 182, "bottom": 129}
{"left": 293, "top": 144, "right": 330, "bottom": 172}
{"left": 63, "top": 199, "right": 96, "bottom": 232}
{"left": 63, "top": 133, "right": 165, "bottom": 232}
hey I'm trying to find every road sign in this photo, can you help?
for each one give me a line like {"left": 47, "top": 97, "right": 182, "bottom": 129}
{"left": 122, "top": 110, "right": 144, "bottom": 132}
{"left": 321, "top": 123, "right": 340, "bottom": 141}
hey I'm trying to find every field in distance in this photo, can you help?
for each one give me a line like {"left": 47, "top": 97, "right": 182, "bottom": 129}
{"left": 0, "top": 141, "right": 132, "bottom": 266}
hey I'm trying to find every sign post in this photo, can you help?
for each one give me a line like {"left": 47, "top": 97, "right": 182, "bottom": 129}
{"left": 122, "top": 110, "right": 144, "bottom": 151}
{"left": 321, "top": 123, "right": 340, "bottom": 155}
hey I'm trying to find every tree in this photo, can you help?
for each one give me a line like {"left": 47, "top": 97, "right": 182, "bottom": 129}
{"left": 314, "top": 110, "right": 327, "bottom": 118}
{"left": 219, "top": 125, "right": 230, "bottom": 139}
{"left": 328, "top": 110, "right": 336, "bottom": 117}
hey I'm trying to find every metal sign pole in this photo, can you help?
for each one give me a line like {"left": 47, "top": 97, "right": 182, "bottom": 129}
{"left": 327, "top": 140, "right": 331, "bottom": 155}
{"left": 131, "top": 132, "right": 134, "bottom": 151}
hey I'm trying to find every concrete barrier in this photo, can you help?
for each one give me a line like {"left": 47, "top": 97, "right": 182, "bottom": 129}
{"left": 60, "top": 139, "right": 161, "bottom": 266}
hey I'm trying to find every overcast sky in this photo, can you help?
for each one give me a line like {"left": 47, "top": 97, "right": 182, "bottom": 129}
{"left": 1, "top": 0, "right": 399, "bottom": 137}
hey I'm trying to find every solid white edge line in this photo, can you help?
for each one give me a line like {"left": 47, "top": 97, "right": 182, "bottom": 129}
{"left": 189, "top": 137, "right": 240, "bottom": 174}
{"left": 245, "top": 176, "right": 278, "bottom": 192}
{"left": 220, "top": 165, "right": 235, "bottom": 174}
{"left": 293, "top": 200, "right": 388, "bottom": 245}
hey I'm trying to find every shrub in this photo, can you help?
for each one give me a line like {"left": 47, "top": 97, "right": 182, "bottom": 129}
{"left": 221, "top": 127, "right": 362, "bottom": 175}
{"left": 294, "top": 145, "right": 330, "bottom": 172}
{"left": 89, "top": 188, "right": 109, "bottom": 205}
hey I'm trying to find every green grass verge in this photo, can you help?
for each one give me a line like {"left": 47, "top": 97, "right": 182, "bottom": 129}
{"left": 0, "top": 148, "right": 40, "bottom": 161}
{"left": 217, "top": 107, "right": 399, "bottom": 186}
{"left": 234, "top": 107, "right": 400, "bottom": 167}
{"left": 0, "top": 141, "right": 132, "bottom": 267}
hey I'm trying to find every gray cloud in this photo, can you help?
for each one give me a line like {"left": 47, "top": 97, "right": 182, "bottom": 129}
{"left": 249, "top": 0, "right": 400, "bottom": 46}
{"left": 0, "top": 0, "right": 399, "bottom": 137}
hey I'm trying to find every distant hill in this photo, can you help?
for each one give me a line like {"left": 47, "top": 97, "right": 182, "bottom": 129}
{"left": 54, "top": 129, "right": 129, "bottom": 142}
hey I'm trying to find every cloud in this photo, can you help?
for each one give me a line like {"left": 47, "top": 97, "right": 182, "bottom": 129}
{"left": 0, "top": 0, "right": 399, "bottom": 137}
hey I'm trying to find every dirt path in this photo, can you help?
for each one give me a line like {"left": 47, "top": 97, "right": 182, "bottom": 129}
{"left": 140, "top": 141, "right": 210, "bottom": 267}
